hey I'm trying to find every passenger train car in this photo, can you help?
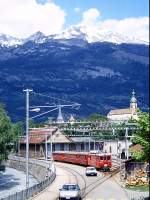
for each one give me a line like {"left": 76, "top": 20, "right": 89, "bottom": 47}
{"left": 53, "top": 151, "right": 112, "bottom": 170}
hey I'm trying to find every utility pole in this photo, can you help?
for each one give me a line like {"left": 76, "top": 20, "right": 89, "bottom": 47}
{"left": 50, "top": 130, "right": 53, "bottom": 171}
{"left": 23, "top": 89, "right": 33, "bottom": 188}
{"left": 45, "top": 131, "right": 48, "bottom": 170}
{"left": 89, "top": 132, "right": 91, "bottom": 152}
{"left": 125, "top": 127, "right": 129, "bottom": 160}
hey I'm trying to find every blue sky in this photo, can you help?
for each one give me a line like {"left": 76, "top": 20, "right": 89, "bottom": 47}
{"left": 37, "top": 0, "right": 149, "bottom": 27}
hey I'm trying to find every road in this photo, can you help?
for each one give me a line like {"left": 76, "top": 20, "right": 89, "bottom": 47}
{"left": 0, "top": 167, "right": 38, "bottom": 199}
{"left": 31, "top": 162, "right": 129, "bottom": 200}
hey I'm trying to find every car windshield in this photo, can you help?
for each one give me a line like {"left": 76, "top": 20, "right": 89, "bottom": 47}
{"left": 62, "top": 185, "right": 78, "bottom": 190}
{"left": 87, "top": 167, "right": 95, "bottom": 170}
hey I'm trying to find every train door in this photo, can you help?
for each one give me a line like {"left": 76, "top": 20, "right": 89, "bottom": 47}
{"left": 87, "top": 154, "right": 91, "bottom": 166}
{"left": 76, "top": 154, "right": 80, "bottom": 164}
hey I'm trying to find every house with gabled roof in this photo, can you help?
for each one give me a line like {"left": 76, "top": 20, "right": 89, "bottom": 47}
{"left": 18, "top": 126, "right": 101, "bottom": 159}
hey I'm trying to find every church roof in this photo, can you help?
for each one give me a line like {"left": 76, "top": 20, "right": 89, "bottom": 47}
{"left": 68, "top": 115, "right": 75, "bottom": 122}
{"left": 108, "top": 108, "right": 137, "bottom": 116}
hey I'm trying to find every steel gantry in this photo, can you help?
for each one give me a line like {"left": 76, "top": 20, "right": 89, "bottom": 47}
{"left": 49, "top": 121, "right": 139, "bottom": 135}
{"left": 48, "top": 120, "right": 140, "bottom": 160}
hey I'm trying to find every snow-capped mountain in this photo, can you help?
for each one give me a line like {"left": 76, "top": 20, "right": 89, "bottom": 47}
{"left": 0, "top": 26, "right": 148, "bottom": 121}
{"left": 0, "top": 25, "right": 148, "bottom": 47}
{"left": 55, "top": 25, "right": 148, "bottom": 45}
{"left": 0, "top": 34, "right": 23, "bottom": 47}
{"left": 24, "top": 31, "right": 48, "bottom": 43}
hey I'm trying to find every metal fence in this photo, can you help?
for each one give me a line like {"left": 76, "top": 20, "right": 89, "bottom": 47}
{"left": 131, "top": 197, "right": 149, "bottom": 200}
{"left": 0, "top": 172, "right": 56, "bottom": 200}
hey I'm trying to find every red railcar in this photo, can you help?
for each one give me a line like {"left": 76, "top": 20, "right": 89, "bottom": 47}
{"left": 87, "top": 154, "right": 112, "bottom": 169}
{"left": 53, "top": 152, "right": 88, "bottom": 166}
{"left": 53, "top": 151, "right": 112, "bottom": 170}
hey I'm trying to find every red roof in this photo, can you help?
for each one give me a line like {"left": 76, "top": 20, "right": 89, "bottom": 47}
{"left": 19, "top": 128, "right": 54, "bottom": 144}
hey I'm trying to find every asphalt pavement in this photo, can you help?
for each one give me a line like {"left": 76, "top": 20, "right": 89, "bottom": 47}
{"left": 30, "top": 162, "right": 149, "bottom": 200}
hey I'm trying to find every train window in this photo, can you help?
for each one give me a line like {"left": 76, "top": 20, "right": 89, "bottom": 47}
{"left": 96, "top": 156, "right": 99, "bottom": 161}
{"left": 100, "top": 156, "right": 103, "bottom": 160}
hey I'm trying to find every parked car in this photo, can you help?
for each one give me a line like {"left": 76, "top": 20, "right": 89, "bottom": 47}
{"left": 59, "top": 183, "right": 81, "bottom": 200}
{"left": 85, "top": 166, "right": 97, "bottom": 176}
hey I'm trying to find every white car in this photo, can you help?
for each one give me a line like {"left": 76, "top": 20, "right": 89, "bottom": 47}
{"left": 85, "top": 166, "right": 97, "bottom": 176}
{"left": 59, "top": 184, "right": 81, "bottom": 200}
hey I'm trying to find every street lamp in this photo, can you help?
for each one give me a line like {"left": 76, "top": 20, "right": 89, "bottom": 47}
{"left": 23, "top": 91, "right": 81, "bottom": 187}
{"left": 23, "top": 89, "right": 33, "bottom": 189}
{"left": 23, "top": 90, "right": 61, "bottom": 188}
{"left": 125, "top": 127, "right": 129, "bottom": 160}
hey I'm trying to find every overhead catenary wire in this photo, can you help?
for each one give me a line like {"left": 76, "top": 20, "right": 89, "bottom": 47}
{"left": 32, "top": 91, "right": 79, "bottom": 105}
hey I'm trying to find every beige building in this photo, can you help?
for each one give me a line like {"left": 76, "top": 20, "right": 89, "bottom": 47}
{"left": 107, "top": 90, "right": 138, "bottom": 121}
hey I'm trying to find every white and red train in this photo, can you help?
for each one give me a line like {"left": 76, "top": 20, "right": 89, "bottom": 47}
{"left": 53, "top": 151, "right": 112, "bottom": 170}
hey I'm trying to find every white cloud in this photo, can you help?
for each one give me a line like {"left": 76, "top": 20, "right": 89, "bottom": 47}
{"left": 82, "top": 8, "right": 100, "bottom": 25}
{"left": 99, "top": 17, "right": 149, "bottom": 42}
{"left": 0, "top": 0, "right": 66, "bottom": 38}
{"left": 74, "top": 7, "right": 80, "bottom": 13}
{"left": 80, "top": 8, "right": 149, "bottom": 42}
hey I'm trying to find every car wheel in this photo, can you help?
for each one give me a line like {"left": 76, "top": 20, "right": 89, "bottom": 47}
{"left": 107, "top": 168, "right": 110, "bottom": 172}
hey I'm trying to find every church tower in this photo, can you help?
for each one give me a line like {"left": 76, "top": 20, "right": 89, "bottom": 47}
{"left": 56, "top": 105, "right": 64, "bottom": 123}
{"left": 130, "top": 90, "right": 137, "bottom": 110}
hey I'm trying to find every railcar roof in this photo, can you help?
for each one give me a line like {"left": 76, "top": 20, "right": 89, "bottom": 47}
{"left": 53, "top": 151, "right": 111, "bottom": 156}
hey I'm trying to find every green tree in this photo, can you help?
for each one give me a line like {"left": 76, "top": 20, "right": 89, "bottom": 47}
{"left": 131, "top": 110, "right": 150, "bottom": 161}
{"left": 12, "top": 121, "right": 23, "bottom": 139}
{"left": 0, "top": 104, "right": 13, "bottom": 164}
{"left": 87, "top": 113, "right": 107, "bottom": 121}
{"left": 11, "top": 121, "right": 24, "bottom": 153}
{"left": 0, "top": 104, "right": 24, "bottom": 164}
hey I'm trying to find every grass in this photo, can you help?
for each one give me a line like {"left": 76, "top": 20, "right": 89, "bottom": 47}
{"left": 126, "top": 185, "right": 149, "bottom": 192}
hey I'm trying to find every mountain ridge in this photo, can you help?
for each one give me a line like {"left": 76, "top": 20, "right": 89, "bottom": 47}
{"left": 0, "top": 25, "right": 149, "bottom": 47}
{"left": 0, "top": 33, "right": 149, "bottom": 121}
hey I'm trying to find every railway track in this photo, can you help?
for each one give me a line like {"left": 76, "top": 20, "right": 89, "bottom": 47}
{"left": 55, "top": 163, "right": 87, "bottom": 197}
{"left": 31, "top": 160, "right": 129, "bottom": 200}
{"left": 82, "top": 165, "right": 121, "bottom": 198}
{"left": 55, "top": 162, "right": 126, "bottom": 199}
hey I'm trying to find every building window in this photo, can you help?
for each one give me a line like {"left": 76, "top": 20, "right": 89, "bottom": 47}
{"left": 60, "top": 144, "right": 64, "bottom": 151}
{"left": 69, "top": 143, "right": 76, "bottom": 151}
{"left": 81, "top": 143, "right": 84, "bottom": 151}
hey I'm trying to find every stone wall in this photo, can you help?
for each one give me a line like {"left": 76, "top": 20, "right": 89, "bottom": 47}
{"left": 5, "top": 156, "right": 48, "bottom": 181}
